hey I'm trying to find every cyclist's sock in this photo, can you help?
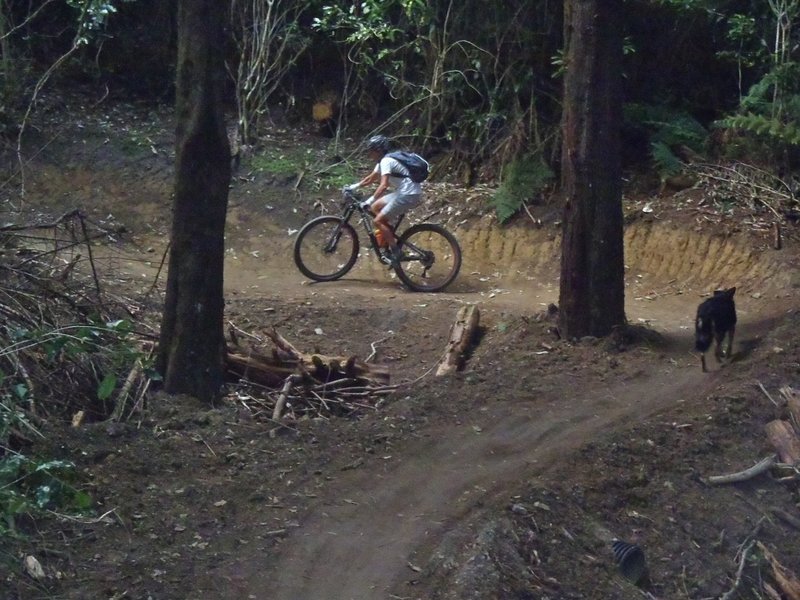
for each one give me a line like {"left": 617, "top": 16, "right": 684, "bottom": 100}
{"left": 386, "top": 244, "right": 401, "bottom": 267}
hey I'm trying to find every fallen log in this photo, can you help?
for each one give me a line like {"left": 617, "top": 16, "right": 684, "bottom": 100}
{"left": 436, "top": 305, "right": 480, "bottom": 376}
{"left": 765, "top": 419, "right": 800, "bottom": 465}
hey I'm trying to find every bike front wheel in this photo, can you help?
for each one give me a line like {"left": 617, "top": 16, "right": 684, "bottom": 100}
{"left": 394, "top": 223, "right": 462, "bottom": 292}
{"left": 293, "top": 216, "right": 360, "bottom": 282}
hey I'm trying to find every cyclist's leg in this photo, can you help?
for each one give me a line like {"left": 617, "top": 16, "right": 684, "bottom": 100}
{"left": 371, "top": 192, "right": 399, "bottom": 247}
{"left": 375, "top": 193, "right": 422, "bottom": 248}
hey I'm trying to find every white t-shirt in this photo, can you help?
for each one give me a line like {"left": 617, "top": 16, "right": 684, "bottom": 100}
{"left": 373, "top": 155, "right": 422, "bottom": 196}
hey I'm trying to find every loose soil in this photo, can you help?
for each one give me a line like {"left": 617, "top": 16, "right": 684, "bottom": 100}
{"left": 2, "top": 100, "right": 800, "bottom": 600}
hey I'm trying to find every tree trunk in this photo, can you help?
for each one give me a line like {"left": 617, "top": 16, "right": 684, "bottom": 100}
{"left": 156, "top": 0, "right": 231, "bottom": 403}
{"left": 558, "top": 0, "right": 625, "bottom": 338}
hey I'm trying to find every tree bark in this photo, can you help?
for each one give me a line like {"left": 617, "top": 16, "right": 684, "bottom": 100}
{"left": 558, "top": 0, "right": 625, "bottom": 338}
{"left": 156, "top": 0, "right": 231, "bottom": 403}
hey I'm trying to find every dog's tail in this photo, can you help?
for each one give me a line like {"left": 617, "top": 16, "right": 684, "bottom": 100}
{"left": 695, "top": 316, "right": 712, "bottom": 352}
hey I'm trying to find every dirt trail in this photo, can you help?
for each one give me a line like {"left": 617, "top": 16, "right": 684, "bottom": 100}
{"left": 201, "top": 224, "right": 787, "bottom": 599}
{"left": 104, "top": 193, "right": 795, "bottom": 599}
{"left": 260, "top": 364, "right": 714, "bottom": 600}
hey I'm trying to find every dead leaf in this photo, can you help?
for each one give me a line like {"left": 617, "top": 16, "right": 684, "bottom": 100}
{"left": 24, "top": 555, "right": 46, "bottom": 580}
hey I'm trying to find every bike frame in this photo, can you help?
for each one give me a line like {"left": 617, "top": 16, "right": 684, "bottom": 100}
{"left": 337, "top": 190, "right": 405, "bottom": 260}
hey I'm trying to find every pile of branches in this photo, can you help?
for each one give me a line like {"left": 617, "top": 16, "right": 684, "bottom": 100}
{"left": 225, "top": 327, "right": 396, "bottom": 424}
{"left": 691, "top": 161, "right": 799, "bottom": 223}
{"left": 0, "top": 209, "right": 157, "bottom": 447}
{"left": 1, "top": 208, "right": 396, "bottom": 442}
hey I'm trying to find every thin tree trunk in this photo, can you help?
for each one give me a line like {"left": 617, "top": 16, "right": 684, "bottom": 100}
{"left": 558, "top": 0, "right": 625, "bottom": 338}
{"left": 156, "top": 0, "right": 231, "bottom": 403}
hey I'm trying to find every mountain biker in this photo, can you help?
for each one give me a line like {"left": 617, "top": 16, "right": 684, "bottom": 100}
{"left": 346, "top": 135, "right": 424, "bottom": 262}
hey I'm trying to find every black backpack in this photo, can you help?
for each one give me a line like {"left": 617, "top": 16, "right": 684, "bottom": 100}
{"left": 387, "top": 151, "right": 430, "bottom": 183}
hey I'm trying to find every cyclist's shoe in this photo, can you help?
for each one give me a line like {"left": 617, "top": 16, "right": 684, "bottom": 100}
{"left": 387, "top": 245, "right": 402, "bottom": 268}
{"left": 379, "top": 245, "right": 402, "bottom": 268}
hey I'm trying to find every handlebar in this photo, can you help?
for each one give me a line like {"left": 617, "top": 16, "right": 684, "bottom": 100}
{"left": 342, "top": 187, "right": 363, "bottom": 200}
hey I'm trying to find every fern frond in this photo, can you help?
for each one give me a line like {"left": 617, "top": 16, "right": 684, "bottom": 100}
{"left": 492, "top": 154, "right": 554, "bottom": 224}
{"left": 651, "top": 141, "right": 682, "bottom": 176}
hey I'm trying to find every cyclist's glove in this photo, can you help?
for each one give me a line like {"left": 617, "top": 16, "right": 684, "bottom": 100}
{"left": 344, "top": 183, "right": 360, "bottom": 192}
{"left": 360, "top": 196, "right": 374, "bottom": 209}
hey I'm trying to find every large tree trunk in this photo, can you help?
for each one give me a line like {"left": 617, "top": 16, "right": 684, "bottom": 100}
{"left": 558, "top": 0, "right": 625, "bottom": 338}
{"left": 156, "top": 0, "right": 231, "bottom": 403}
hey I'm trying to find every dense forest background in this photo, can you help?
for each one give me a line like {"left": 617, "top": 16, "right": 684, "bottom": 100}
{"left": 2, "top": 0, "right": 799, "bottom": 200}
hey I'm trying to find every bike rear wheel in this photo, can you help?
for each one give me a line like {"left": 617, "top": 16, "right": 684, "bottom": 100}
{"left": 293, "top": 216, "right": 360, "bottom": 282}
{"left": 394, "top": 223, "right": 461, "bottom": 292}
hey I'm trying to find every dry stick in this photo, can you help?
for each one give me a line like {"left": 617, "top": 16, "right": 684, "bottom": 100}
{"left": 720, "top": 539, "right": 757, "bottom": 600}
{"left": 758, "top": 381, "right": 780, "bottom": 406}
{"left": 145, "top": 241, "right": 170, "bottom": 298}
{"left": 273, "top": 374, "right": 301, "bottom": 421}
{"left": 769, "top": 507, "right": 800, "bottom": 532}
{"left": 758, "top": 542, "right": 800, "bottom": 599}
{"left": 78, "top": 213, "right": 103, "bottom": 306}
{"left": 130, "top": 376, "right": 152, "bottom": 418}
{"left": 705, "top": 455, "right": 778, "bottom": 485}
{"left": 522, "top": 202, "right": 541, "bottom": 226}
{"left": 265, "top": 328, "right": 302, "bottom": 359}
{"left": 110, "top": 360, "right": 143, "bottom": 422}
{"left": 366, "top": 334, "right": 393, "bottom": 363}
{"left": 227, "top": 321, "right": 264, "bottom": 344}
{"left": 47, "top": 507, "right": 119, "bottom": 525}
{"left": 0, "top": 208, "right": 82, "bottom": 232}
{"left": 719, "top": 516, "right": 770, "bottom": 600}
{"left": 14, "top": 34, "right": 87, "bottom": 198}
{"left": 310, "top": 390, "right": 332, "bottom": 414}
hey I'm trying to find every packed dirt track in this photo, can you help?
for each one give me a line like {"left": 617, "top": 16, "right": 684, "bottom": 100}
{"left": 207, "top": 202, "right": 800, "bottom": 599}
{"left": 3, "top": 112, "right": 800, "bottom": 599}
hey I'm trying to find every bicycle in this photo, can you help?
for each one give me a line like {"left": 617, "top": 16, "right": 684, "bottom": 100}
{"left": 293, "top": 188, "right": 462, "bottom": 292}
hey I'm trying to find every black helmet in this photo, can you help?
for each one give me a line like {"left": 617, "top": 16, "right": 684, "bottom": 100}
{"left": 366, "top": 135, "right": 391, "bottom": 153}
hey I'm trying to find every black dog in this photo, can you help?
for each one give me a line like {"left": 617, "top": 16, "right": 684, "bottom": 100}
{"left": 695, "top": 287, "right": 737, "bottom": 372}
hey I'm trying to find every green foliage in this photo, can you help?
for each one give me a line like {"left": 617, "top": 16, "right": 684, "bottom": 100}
{"left": 624, "top": 104, "right": 708, "bottom": 176}
{"left": 66, "top": 0, "right": 135, "bottom": 43}
{"left": 312, "top": 0, "right": 432, "bottom": 104}
{"left": 4, "top": 318, "right": 153, "bottom": 406}
{"left": 650, "top": 141, "right": 684, "bottom": 175}
{"left": 0, "top": 453, "right": 92, "bottom": 534}
{"left": 492, "top": 154, "right": 554, "bottom": 224}
{"left": 249, "top": 145, "right": 357, "bottom": 189}
{"left": 716, "top": 60, "right": 800, "bottom": 159}
{"left": 0, "top": 371, "right": 91, "bottom": 533}
{"left": 718, "top": 113, "right": 800, "bottom": 145}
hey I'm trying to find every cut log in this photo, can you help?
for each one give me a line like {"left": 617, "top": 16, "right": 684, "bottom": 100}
{"left": 312, "top": 99, "right": 336, "bottom": 123}
{"left": 436, "top": 305, "right": 480, "bottom": 376}
{"left": 311, "top": 90, "right": 340, "bottom": 137}
{"left": 765, "top": 419, "right": 800, "bottom": 465}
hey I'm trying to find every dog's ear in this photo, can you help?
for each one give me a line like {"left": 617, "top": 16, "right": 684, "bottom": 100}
{"left": 727, "top": 286, "right": 736, "bottom": 297}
